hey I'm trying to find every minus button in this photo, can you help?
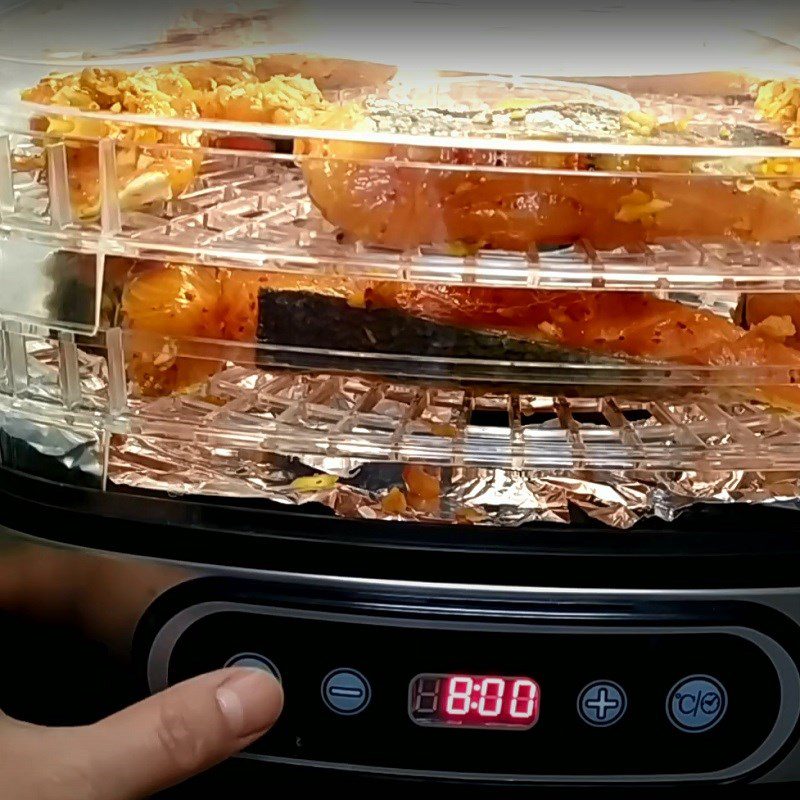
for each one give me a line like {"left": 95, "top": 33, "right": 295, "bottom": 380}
{"left": 322, "top": 668, "right": 371, "bottom": 715}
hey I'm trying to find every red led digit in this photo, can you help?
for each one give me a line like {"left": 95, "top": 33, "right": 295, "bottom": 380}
{"left": 411, "top": 673, "right": 539, "bottom": 729}
{"left": 477, "top": 677, "right": 505, "bottom": 717}
{"left": 444, "top": 676, "right": 473, "bottom": 716}
{"left": 508, "top": 679, "right": 538, "bottom": 720}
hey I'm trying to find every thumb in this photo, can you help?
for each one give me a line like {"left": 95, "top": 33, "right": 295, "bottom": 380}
{"left": 87, "top": 668, "right": 283, "bottom": 799}
{"left": 2, "top": 668, "right": 283, "bottom": 800}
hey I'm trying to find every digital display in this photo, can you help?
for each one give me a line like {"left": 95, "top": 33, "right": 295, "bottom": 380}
{"left": 409, "top": 674, "right": 540, "bottom": 729}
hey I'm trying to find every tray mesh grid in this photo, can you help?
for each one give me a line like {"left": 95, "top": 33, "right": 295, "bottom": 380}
{"left": 4, "top": 139, "right": 800, "bottom": 293}
{"left": 2, "top": 330, "right": 800, "bottom": 472}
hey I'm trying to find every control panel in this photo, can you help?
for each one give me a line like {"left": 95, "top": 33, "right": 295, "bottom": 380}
{"left": 144, "top": 595, "right": 800, "bottom": 784}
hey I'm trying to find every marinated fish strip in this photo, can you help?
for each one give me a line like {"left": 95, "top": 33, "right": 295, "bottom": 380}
{"left": 258, "top": 283, "right": 800, "bottom": 408}
{"left": 370, "top": 284, "right": 800, "bottom": 409}
{"left": 116, "top": 261, "right": 800, "bottom": 408}
{"left": 300, "top": 109, "right": 800, "bottom": 252}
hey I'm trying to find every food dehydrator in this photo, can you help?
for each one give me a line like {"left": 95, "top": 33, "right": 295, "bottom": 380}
{"left": 5, "top": 0, "right": 800, "bottom": 789}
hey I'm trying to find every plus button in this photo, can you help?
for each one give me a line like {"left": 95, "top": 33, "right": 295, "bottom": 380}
{"left": 578, "top": 681, "right": 627, "bottom": 726}
{"left": 585, "top": 688, "right": 618, "bottom": 718}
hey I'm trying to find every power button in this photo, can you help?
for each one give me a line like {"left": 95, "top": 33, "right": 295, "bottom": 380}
{"left": 224, "top": 653, "right": 281, "bottom": 683}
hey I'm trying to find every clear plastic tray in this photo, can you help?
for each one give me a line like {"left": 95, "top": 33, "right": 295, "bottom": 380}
{"left": 3, "top": 2, "right": 800, "bottom": 527}
{"left": 2, "top": 1, "right": 800, "bottom": 289}
{"left": 1, "top": 245, "right": 799, "bottom": 398}
{"left": 8, "top": 147, "right": 800, "bottom": 297}
{"left": 5, "top": 320, "right": 800, "bottom": 529}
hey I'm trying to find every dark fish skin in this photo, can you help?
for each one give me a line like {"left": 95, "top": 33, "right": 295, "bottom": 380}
{"left": 258, "top": 290, "right": 629, "bottom": 365}
{"left": 256, "top": 289, "right": 690, "bottom": 400}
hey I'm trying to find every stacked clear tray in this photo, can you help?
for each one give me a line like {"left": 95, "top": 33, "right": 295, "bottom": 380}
{"left": 4, "top": 5, "right": 800, "bottom": 527}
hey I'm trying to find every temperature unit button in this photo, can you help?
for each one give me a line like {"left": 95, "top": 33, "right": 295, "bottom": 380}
{"left": 667, "top": 675, "right": 728, "bottom": 733}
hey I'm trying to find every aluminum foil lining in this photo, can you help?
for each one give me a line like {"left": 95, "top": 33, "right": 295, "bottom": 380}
{"left": 106, "top": 435, "right": 800, "bottom": 530}
{"left": 0, "top": 413, "right": 103, "bottom": 487}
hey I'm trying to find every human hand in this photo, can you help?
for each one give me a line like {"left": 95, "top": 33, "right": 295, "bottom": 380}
{"left": 0, "top": 666, "right": 283, "bottom": 800}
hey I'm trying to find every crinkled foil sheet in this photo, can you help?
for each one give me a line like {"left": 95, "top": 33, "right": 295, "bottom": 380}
{"left": 107, "top": 435, "right": 800, "bottom": 530}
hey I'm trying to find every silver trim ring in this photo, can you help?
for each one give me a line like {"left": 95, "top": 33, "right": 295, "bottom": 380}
{"left": 9, "top": 527, "right": 800, "bottom": 598}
